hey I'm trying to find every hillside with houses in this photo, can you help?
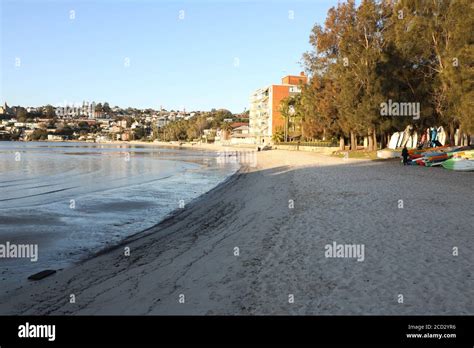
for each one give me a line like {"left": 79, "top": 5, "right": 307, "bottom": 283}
{"left": 0, "top": 102, "right": 249, "bottom": 144}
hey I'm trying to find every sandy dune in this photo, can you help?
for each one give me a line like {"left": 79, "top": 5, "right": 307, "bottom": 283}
{"left": 0, "top": 150, "right": 472, "bottom": 315}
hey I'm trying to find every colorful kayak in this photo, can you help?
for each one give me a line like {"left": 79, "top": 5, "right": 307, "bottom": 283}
{"left": 408, "top": 145, "right": 449, "bottom": 155}
{"left": 425, "top": 153, "right": 449, "bottom": 162}
{"left": 441, "top": 158, "right": 474, "bottom": 171}
{"left": 453, "top": 149, "right": 474, "bottom": 159}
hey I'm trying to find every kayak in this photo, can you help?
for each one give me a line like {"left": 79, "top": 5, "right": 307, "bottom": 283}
{"left": 408, "top": 145, "right": 469, "bottom": 156}
{"left": 426, "top": 161, "right": 444, "bottom": 167}
{"left": 441, "top": 158, "right": 474, "bottom": 171}
{"left": 453, "top": 150, "right": 474, "bottom": 159}
{"left": 425, "top": 153, "right": 449, "bottom": 162}
{"left": 408, "top": 145, "right": 449, "bottom": 155}
{"left": 377, "top": 149, "right": 401, "bottom": 159}
{"left": 410, "top": 157, "right": 425, "bottom": 164}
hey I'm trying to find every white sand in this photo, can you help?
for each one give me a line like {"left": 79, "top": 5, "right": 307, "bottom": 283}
{"left": 0, "top": 150, "right": 472, "bottom": 315}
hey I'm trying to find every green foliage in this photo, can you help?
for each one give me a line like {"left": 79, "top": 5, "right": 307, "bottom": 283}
{"left": 280, "top": 94, "right": 304, "bottom": 141}
{"left": 300, "top": 0, "right": 473, "bottom": 146}
{"left": 272, "top": 128, "right": 285, "bottom": 142}
{"left": 133, "top": 127, "right": 147, "bottom": 140}
{"left": 16, "top": 107, "right": 28, "bottom": 122}
{"left": 160, "top": 120, "right": 188, "bottom": 141}
{"left": 78, "top": 121, "right": 90, "bottom": 129}
{"left": 56, "top": 125, "right": 74, "bottom": 137}
{"left": 30, "top": 129, "right": 48, "bottom": 140}
{"left": 103, "top": 102, "right": 111, "bottom": 114}
{"left": 158, "top": 110, "right": 234, "bottom": 142}
{"left": 44, "top": 105, "right": 55, "bottom": 118}
{"left": 220, "top": 122, "right": 233, "bottom": 132}
{"left": 95, "top": 103, "right": 103, "bottom": 113}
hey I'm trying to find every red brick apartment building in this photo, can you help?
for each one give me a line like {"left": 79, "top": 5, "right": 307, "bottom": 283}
{"left": 249, "top": 72, "right": 307, "bottom": 144}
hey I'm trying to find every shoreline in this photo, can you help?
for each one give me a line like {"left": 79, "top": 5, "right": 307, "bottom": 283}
{"left": 1, "top": 139, "right": 258, "bottom": 153}
{"left": 0, "top": 141, "right": 242, "bottom": 294}
{"left": 92, "top": 162, "right": 245, "bottom": 260}
{"left": 0, "top": 150, "right": 472, "bottom": 315}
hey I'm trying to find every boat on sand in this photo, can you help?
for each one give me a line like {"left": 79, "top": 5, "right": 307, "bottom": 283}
{"left": 441, "top": 158, "right": 474, "bottom": 172}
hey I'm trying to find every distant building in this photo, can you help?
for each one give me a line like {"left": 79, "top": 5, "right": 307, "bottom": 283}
{"left": 26, "top": 107, "right": 38, "bottom": 113}
{"left": 118, "top": 120, "right": 127, "bottom": 128}
{"left": 0, "top": 102, "right": 13, "bottom": 117}
{"left": 230, "top": 122, "right": 248, "bottom": 129}
{"left": 232, "top": 125, "right": 249, "bottom": 135}
{"left": 229, "top": 125, "right": 254, "bottom": 145}
{"left": 157, "top": 117, "right": 169, "bottom": 128}
{"left": 111, "top": 125, "right": 122, "bottom": 133}
{"left": 249, "top": 72, "right": 307, "bottom": 144}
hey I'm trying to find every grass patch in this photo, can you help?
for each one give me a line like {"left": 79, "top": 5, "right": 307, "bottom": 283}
{"left": 332, "top": 150, "right": 379, "bottom": 160}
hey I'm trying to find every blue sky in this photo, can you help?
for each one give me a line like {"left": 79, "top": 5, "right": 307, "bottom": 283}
{"left": 1, "top": 0, "right": 336, "bottom": 113}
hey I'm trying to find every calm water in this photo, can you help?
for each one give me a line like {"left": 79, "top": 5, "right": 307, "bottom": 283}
{"left": 0, "top": 142, "right": 238, "bottom": 292}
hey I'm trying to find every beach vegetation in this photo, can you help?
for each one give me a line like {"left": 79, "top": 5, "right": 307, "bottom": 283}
{"left": 30, "top": 129, "right": 48, "bottom": 141}
{"left": 297, "top": 0, "right": 473, "bottom": 150}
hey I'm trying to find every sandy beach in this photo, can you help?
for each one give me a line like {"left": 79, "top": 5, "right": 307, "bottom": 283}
{"left": 0, "top": 149, "right": 472, "bottom": 315}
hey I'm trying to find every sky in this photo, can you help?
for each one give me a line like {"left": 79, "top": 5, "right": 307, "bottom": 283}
{"left": 1, "top": 0, "right": 337, "bottom": 113}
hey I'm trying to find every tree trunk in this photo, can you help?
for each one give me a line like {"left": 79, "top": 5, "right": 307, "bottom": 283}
{"left": 448, "top": 123, "right": 455, "bottom": 146}
{"left": 380, "top": 131, "right": 386, "bottom": 148}
{"left": 457, "top": 126, "right": 463, "bottom": 146}
{"left": 368, "top": 128, "right": 373, "bottom": 151}
{"left": 382, "top": 132, "right": 389, "bottom": 149}
{"left": 350, "top": 131, "right": 356, "bottom": 151}
{"left": 373, "top": 129, "right": 378, "bottom": 150}
{"left": 339, "top": 136, "right": 345, "bottom": 151}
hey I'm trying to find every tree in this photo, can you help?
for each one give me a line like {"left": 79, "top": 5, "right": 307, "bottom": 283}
{"left": 300, "top": 0, "right": 473, "bottom": 150}
{"left": 392, "top": 0, "right": 473, "bottom": 144}
{"left": 78, "top": 121, "right": 90, "bottom": 130}
{"left": 56, "top": 125, "right": 74, "bottom": 137}
{"left": 160, "top": 121, "right": 188, "bottom": 141}
{"left": 103, "top": 102, "right": 112, "bottom": 114}
{"left": 30, "top": 129, "right": 48, "bottom": 140}
{"left": 44, "top": 105, "right": 56, "bottom": 118}
{"left": 300, "top": 76, "right": 343, "bottom": 146}
{"left": 95, "top": 103, "right": 103, "bottom": 115}
{"left": 133, "top": 127, "right": 146, "bottom": 140}
{"left": 220, "top": 122, "right": 233, "bottom": 141}
{"left": 280, "top": 94, "right": 303, "bottom": 141}
{"left": 16, "top": 107, "right": 27, "bottom": 122}
{"left": 330, "top": 0, "right": 393, "bottom": 151}
{"left": 272, "top": 128, "right": 285, "bottom": 142}
{"left": 438, "top": 0, "right": 473, "bottom": 143}
{"left": 195, "top": 116, "right": 208, "bottom": 139}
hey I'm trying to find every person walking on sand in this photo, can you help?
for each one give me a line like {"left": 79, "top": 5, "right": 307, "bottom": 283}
{"left": 401, "top": 146, "right": 409, "bottom": 165}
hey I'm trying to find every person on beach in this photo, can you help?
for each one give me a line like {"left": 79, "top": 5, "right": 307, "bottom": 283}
{"left": 401, "top": 146, "right": 409, "bottom": 165}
